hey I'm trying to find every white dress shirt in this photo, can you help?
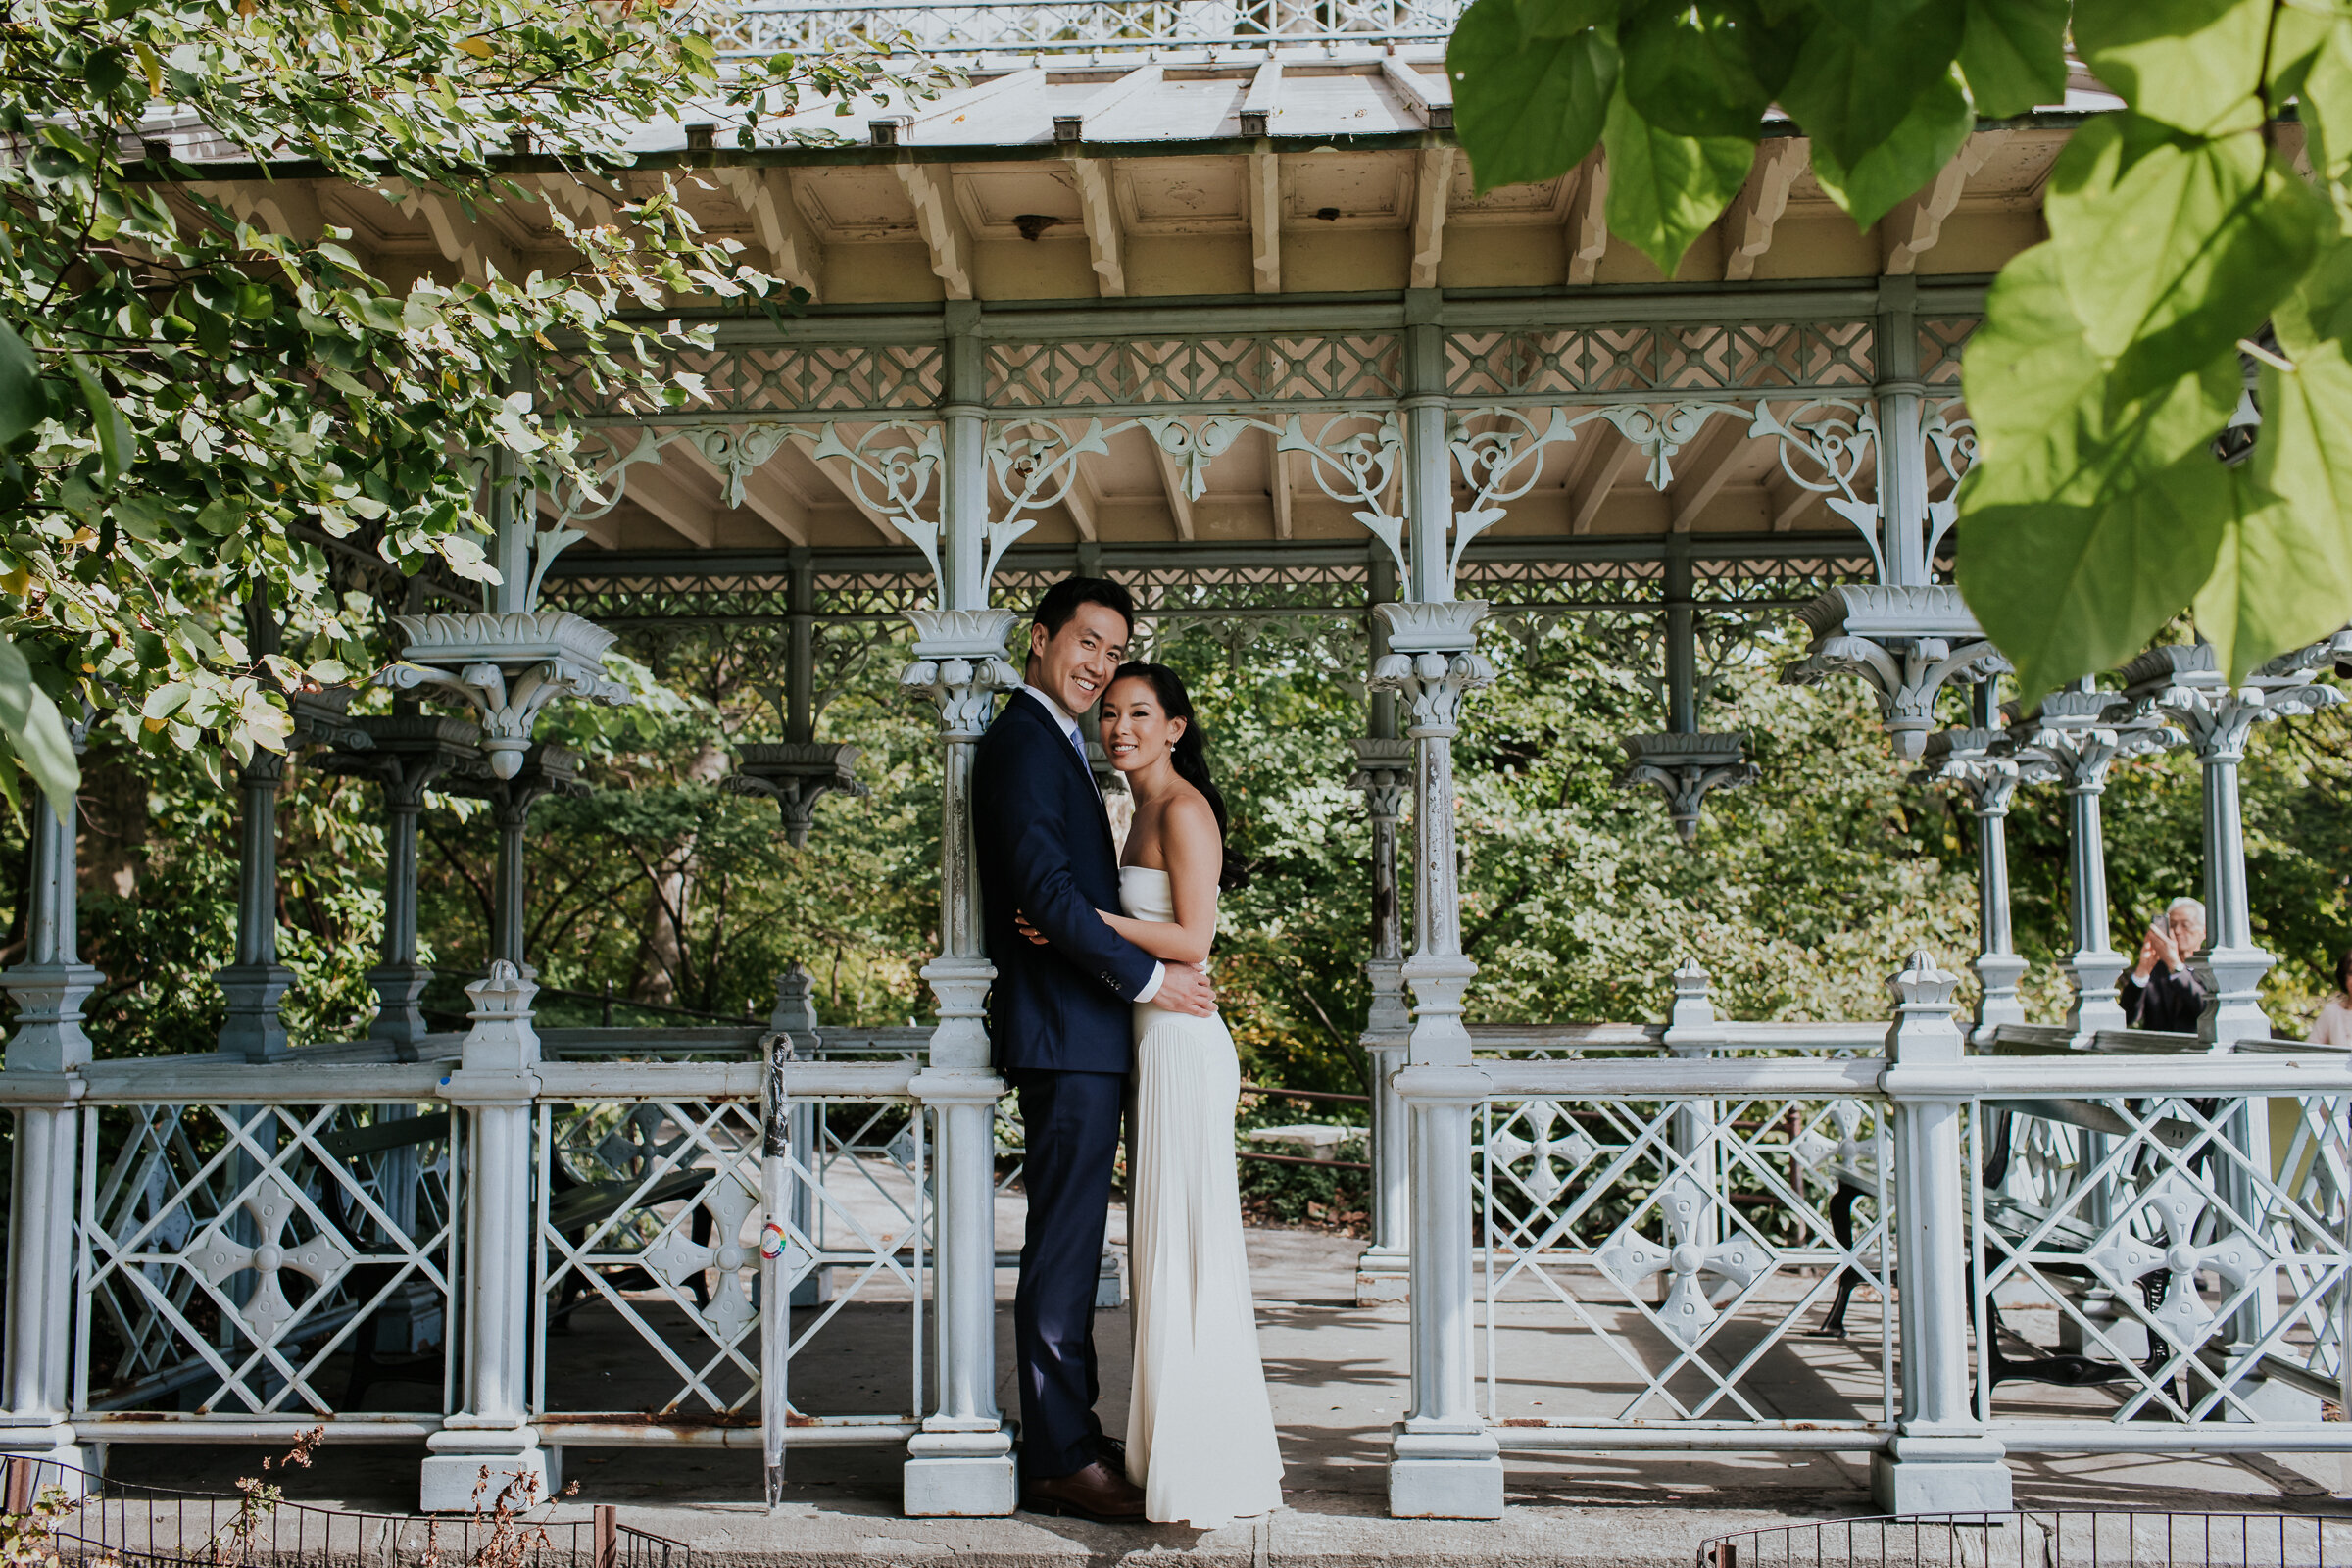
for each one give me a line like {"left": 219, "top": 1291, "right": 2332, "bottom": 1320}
{"left": 1021, "top": 683, "right": 1164, "bottom": 1004}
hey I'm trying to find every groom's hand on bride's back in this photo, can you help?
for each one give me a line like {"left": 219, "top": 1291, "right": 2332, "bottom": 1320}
{"left": 1010, "top": 908, "right": 1217, "bottom": 1016}
{"left": 1151, "top": 962, "right": 1217, "bottom": 1017}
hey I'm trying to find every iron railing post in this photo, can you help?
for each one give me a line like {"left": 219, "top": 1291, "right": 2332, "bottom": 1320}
{"left": 1873, "top": 952, "right": 2011, "bottom": 1513}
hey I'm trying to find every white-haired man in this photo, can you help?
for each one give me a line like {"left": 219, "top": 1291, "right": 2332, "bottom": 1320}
{"left": 2122, "top": 896, "right": 2208, "bottom": 1034}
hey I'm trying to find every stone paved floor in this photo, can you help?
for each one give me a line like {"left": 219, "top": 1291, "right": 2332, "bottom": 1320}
{"left": 93, "top": 1208, "right": 2352, "bottom": 1565}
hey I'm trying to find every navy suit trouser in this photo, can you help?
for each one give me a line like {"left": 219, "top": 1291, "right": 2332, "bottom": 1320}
{"left": 1009, "top": 1066, "right": 1123, "bottom": 1482}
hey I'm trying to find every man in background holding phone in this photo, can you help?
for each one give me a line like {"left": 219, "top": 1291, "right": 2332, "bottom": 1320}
{"left": 2123, "top": 896, "right": 2208, "bottom": 1035}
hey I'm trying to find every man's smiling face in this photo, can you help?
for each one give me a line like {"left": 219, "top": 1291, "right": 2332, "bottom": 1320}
{"left": 1029, "top": 602, "right": 1131, "bottom": 718}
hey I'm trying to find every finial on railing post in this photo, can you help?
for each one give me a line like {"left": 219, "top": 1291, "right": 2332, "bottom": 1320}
{"left": 1662, "top": 955, "right": 1724, "bottom": 1054}
{"left": 460, "top": 958, "right": 540, "bottom": 1071}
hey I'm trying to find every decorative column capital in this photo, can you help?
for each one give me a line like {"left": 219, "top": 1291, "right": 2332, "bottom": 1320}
{"left": 382, "top": 611, "right": 631, "bottom": 779}
{"left": 2120, "top": 641, "right": 2344, "bottom": 761}
{"left": 900, "top": 608, "right": 1024, "bottom": 740}
{"left": 2010, "top": 688, "right": 2176, "bottom": 794}
{"left": 1781, "top": 585, "right": 2008, "bottom": 759}
{"left": 312, "top": 712, "right": 486, "bottom": 805}
{"left": 1614, "top": 732, "right": 1757, "bottom": 846}
{"left": 1348, "top": 737, "right": 1413, "bottom": 821}
{"left": 1913, "top": 726, "right": 2059, "bottom": 814}
{"left": 1371, "top": 642, "right": 1494, "bottom": 738}
{"left": 728, "top": 742, "right": 867, "bottom": 847}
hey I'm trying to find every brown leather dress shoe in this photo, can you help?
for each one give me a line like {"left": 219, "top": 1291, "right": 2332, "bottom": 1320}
{"left": 1021, "top": 1459, "right": 1147, "bottom": 1523}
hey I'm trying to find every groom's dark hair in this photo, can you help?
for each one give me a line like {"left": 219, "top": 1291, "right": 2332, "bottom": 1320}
{"left": 1032, "top": 575, "right": 1136, "bottom": 640}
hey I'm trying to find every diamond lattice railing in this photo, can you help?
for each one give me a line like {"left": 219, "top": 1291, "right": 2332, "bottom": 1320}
{"left": 1972, "top": 1092, "right": 2352, "bottom": 1425}
{"left": 1478, "top": 1092, "right": 1894, "bottom": 1428}
{"left": 75, "top": 1102, "right": 456, "bottom": 1420}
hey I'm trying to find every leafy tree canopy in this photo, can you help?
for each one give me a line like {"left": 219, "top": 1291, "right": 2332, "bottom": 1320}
{"left": 0, "top": 0, "right": 938, "bottom": 812}
{"left": 1448, "top": 0, "right": 2352, "bottom": 699}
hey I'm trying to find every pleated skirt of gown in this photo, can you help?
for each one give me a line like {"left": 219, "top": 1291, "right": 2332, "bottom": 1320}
{"left": 1124, "top": 1001, "right": 1287, "bottom": 1527}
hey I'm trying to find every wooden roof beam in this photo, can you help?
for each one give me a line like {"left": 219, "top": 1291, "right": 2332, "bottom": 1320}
{"left": 1150, "top": 439, "right": 1198, "bottom": 542}
{"left": 1054, "top": 66, "right": 1166, "bottom": 143}
{"left": 1409, "top": 145, "right": 1454, "bottom": 290}
{"left": 1060, "top": 451, "right": 1102, "bottom": 542}
{"left": 807, "top": 450, "right": 910, "bottom": 547}
{"left": 1249, "top": 149, "right": 1281, "bottom": 294}
{"left": 617, "top": 456, "right": 721, "bottom": 550}
{"left": 1722, "top": 139, "right": 1805, "bottom": 284}
{"left": 1668, "top": 418, "right": 1753, "bottom": 532}
{"left": 1269, "top": 441, "right": 1293, "bottom": 541}
{"left": 668, "top": 436, "right": 811, "bottom": 546}
{"left": 1570, "top": 426, "right": 1638, "bottom": 534}
{"left": 1882, "top": 134, "right": 1990, "bottom": 274}
{"left": 1562, "top": 153, "right": 1608, "bottom": 286}
{"left": 1069, "top": 156, "right": 1127, "bottom": 298}
{"left": 712, "top": 166, "right": 823, "bottom": 299}
{"left": 896, "top": 161, "right": 974, "bottom": 300}
{"left": 1381, "top": 56, "right": 1453, "bottom": 129}
{"left": 380, "top": 180, "right": 520, "bottom": 285}
{"left": 1239, "top": 59, "right": 1282, "bottom": 136}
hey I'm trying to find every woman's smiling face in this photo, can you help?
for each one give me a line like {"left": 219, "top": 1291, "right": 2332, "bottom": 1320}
{"left": 1100, "top": 673, "right": 1185, "bottom": 773}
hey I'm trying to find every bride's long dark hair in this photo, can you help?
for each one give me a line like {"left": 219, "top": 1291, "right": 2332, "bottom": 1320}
{"left": 1110, "top": 662, "right": 1249, "bottom": 892}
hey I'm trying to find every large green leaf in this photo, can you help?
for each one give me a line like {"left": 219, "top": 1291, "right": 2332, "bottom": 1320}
{"left": 2293, "top": 19, "right": 2352, "bottom": 183}
{"left": 1957, "top": 443, "right": 2252, "bottom": 701}
{"left": 1956, "top": 0, "right": 2067, "bottom": 118}
{"left": 0, "top": 635, "right": 79, "bottom": 820}
{"left": 1962, "top": 241, "right": 2243, "bottom": 507}
{"left": 1451, "top": 0, "right": 1620, "bottom": 191}
{"left": 0, "top": 319, "right": 45, "bottom": 447}
{"left": 2073, "top": 0, "right": 2268, "bottom": 136}
{"left": 72, "top": 356, "right": 132, "bottom": 482}
{"left": 1516, "top": 0, "right": 1622, "bottom": 39}
{"left": 1776, "top": 0, "right": 1967, "bottom": 173}
{"left": 1599, "top": 86, "right": 1755, "bottom": 277}
{"left": 1618, "top": 0, "right": 1792, "bottom": 139}
{"left": 1805, "top": 67, "right": 1972, "bottom": 230}
{"left": 2202, "top": 288, "right": 2352, "bottom": 677}
{"left": 2044, "top": 116, "right": 2328, "bottom": 402}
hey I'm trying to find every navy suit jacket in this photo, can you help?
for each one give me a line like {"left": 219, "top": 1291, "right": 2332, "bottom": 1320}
{"left": 972, "top": 689, "right": 1159, "bottom": 1075}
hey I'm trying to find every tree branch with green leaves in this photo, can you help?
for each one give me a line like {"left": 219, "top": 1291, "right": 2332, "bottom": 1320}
{"left": 1448, "top": 0, "right": 2352, "bottom": 699}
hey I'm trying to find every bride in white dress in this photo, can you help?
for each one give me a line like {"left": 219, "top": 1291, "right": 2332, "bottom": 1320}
{"left": 1093, "top": 662, "right": 1286, "bottom": 1528}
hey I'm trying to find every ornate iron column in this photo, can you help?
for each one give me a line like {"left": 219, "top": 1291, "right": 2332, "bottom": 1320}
{"left": 1916, "top": 713, "right": 2051, "bottom": 1043}
{"left": 731, "top": 548, "right": 867, "bottom": 846}
{"left": 1, "top": 733, "right": 98, "bottom": 1483}
{"left": 2121, "top": 641, "right": 2343, "bottom": 1047}
{"left": 1873, "top": 953, "right": 2013, "bottom": 1512}
{"left": 1782, "top": 280, "right": 2006, "bottom": 758}
{"left": 1351, "top": 730, "right": 1412, "bottom": 1305}
{"left": 901, "top": 299, "right": 1019, "bottom": 1517}
{"left": 419, "top": 960, "right": 552, "bottom": 1509}
{"left": 1384, "top": 288, "right": 1503, "bottom": 1521}
{"left": 1618, "top": 534, "right": 1754, "bottom": 842}
{"left": 2010, "top": 686, "right": 2173, "bottom": 1046}
{"left": 216, "top": 601, "right": 294, "bottom": 1060}
{"left": 317, "top": 710, "right": 484, "bottom": 1055}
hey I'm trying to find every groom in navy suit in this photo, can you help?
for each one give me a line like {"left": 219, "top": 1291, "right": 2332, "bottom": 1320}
{"left": 972, "top": 576, "right": 1217, "bottom": 1522}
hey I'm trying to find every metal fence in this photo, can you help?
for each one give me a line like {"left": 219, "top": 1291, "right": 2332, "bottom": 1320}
{"left": 1699, "top": 1512, "right": 2352, "bottom": 1568}
{"left": 1, "top": 1456, "right": 692, "bottom": 1568}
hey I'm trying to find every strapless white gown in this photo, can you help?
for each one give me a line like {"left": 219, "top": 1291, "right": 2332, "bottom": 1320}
{"left": 1119, "top": 866, "right": 1285, "bottom": 1527}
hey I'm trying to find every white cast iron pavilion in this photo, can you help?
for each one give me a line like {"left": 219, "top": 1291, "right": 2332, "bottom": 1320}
{"left": 6, "top": 0, "right": 2352, "bottom": 1526}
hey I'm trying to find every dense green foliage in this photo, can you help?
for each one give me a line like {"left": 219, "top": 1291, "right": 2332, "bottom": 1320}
{"left": 0, "top": 0, "right": 937, "bottom": 808}
{"left": 1446, "top": 0, "right": 2352, "bottom": 697}
{"left": 28, "top": 618, "right": 2348, "bottom": 1086}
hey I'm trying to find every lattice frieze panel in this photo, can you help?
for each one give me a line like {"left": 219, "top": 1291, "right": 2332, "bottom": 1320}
{"left": 1121, "top": 560, "right": 1373, "bottom": 616}
{"left": 1971, "top": 1093, "right": 2351, "bottom": 1425}
{"left": 543, "top": 572, "right": 795, "bottom": 626}
{"left": 1690, "top": 554, "right": 1875, "bottom": 607}
{"left": 989, "top": 336, "right": 1402, "bottom": 410}
{"left": 75, "top": 1102, "right": 456, "bottom": 1420}
{"left": 555, "top": 346, "right": 945, "bottom": 418}
{"left": 533, "top": 1094, "right": 924, "bottom": 1427}
{"left": 1919, "top": 319, "right": 1979, "bottom": 387}
{"left": 1446, "top": 322, "right": 1875, "bottom": 401}
{"left": 1479, "top": 1093, "right": 1894, "bottom": 1428}
{"left": 708, "top": 0, "right": 1464, "bottom": 58}
{"left": 1455, "top": 556, "right": 1662, "bottom": 611}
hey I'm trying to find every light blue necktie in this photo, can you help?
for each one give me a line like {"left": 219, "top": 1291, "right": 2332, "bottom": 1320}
{"left": 1066, "top": 722, "right": 1096, "bottom": 790}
